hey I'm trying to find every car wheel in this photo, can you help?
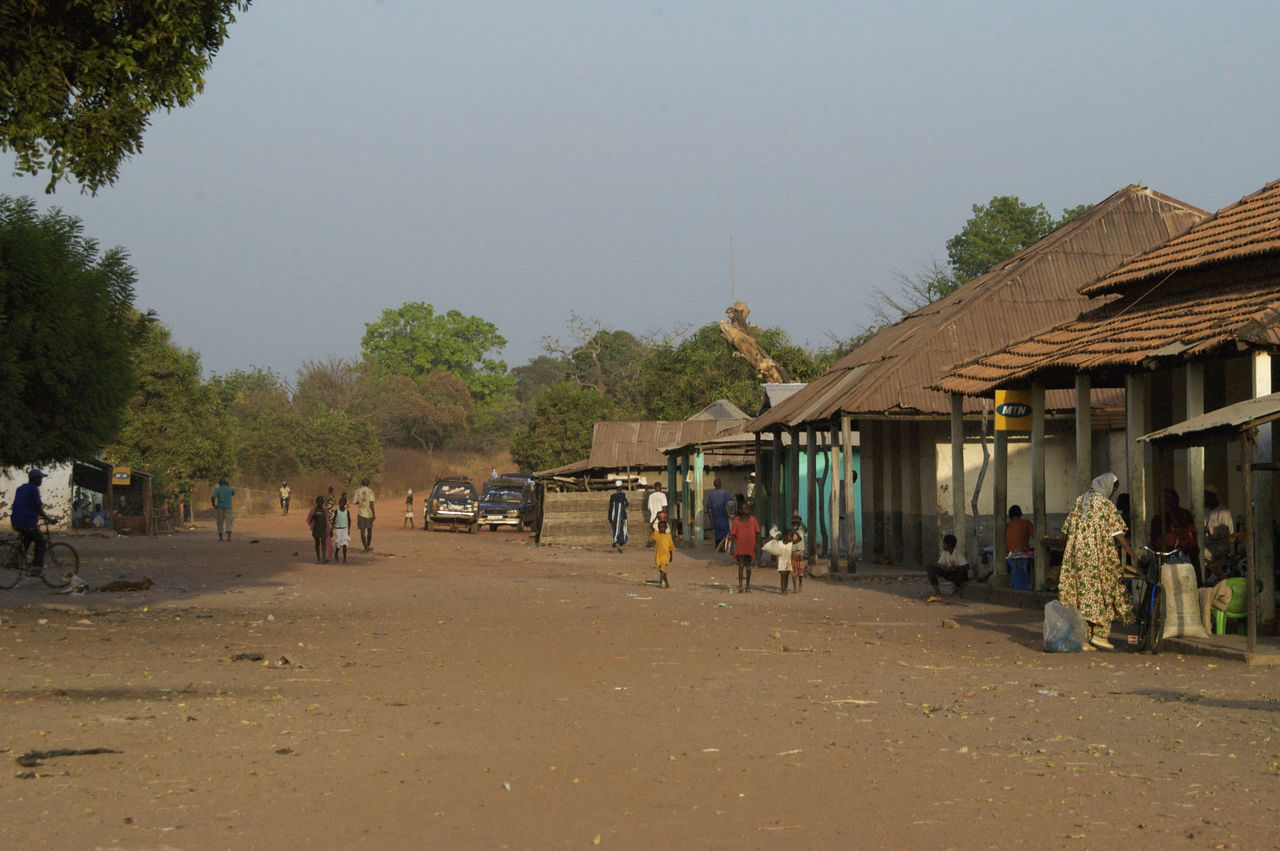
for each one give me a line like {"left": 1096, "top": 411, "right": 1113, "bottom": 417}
{"left": 490, "top": 524, "right": 499, "bottom": 532}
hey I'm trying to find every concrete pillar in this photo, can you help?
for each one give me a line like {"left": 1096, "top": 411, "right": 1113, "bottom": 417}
{"left": 1252, "top": 352, "right": 1275, "bottom": 621}
{"left": 1185, "top": 363, "right": 1205, "bottom": 580}
{"left": 692, "top": 450, "right": 705, "bottom": 546}
{"left": 1126, "top": 373, "right": 1151, "bottom": 555}
{"left": 1075, "top": 374, "right": 1092, "bottom": 496}
{"left": 861, "top": 421, "right": 878, "bottom": 563}
{"left": 841, "top": 412, "right": 856, "bottom": 573}
{"left": 950, "top": 394, "right": 966, "bottom": 556}
{"left": 887, "top": 422, "right": 904, "bottom": 565}
{"left": 1032, "top": 384, "right": 1048, "bottom": 589}
{"left": 903, "top": 421, "right": 922, "bottom": 567}
{"left": 994, "top": 428, "right": 1008, "bottom": 580}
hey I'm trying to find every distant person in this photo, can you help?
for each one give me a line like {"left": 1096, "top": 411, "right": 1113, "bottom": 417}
{"left": 307, "top": 496, "right": 330, "bottom": 563}
{"left": 608, "top": 480, "right": 629, "bottom": 551}
{"left": 333, "top": 495, "right": 352, "bottom": 563}
{"left": 211, "top": 478, "right": 235, "bottom": 541}
{"left": 728, "top": 500, "right": 761, "bottom": 593}
{"left": 1058, "top": 472, "right": 1137, "bottom": 651}
{"left": 927, "top": 533, "right": 969, "bottom": 602}
{"left": 1202, "top": 486, "right": 1235, "bottom": 584}
{"left": 354, "top": 478, "right": 376, "bottom": 552}
{"left": 1006, "top": 504, "right": 1034, "bottom": 591}
{"left": 652, "top": 519, "right": 674, "bottom": 588}
{"left": 647, "top": 482, "right": 668, "bottom": 532}
{"left": 324, "top": 487, "right": 338, "bottom": 561}
{"left": 279, "top": 481, "right": 291, "bottom": 516}
{"left": 789, "top": 514, "right": 808, "bottom": 592}
{"left": 10, "top": 469, "right": 53, "bottom": 571}
{"left": 404, "top": 489, "right": 415, "bottom": 529}
{"left": 705, "top": 479, "right": 733, "bottom": 557}
{"left": 90, "top": 503, "right": 109, "bottom": 528}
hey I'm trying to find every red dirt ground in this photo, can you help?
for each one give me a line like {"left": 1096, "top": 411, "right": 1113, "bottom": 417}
{"left": 1, "top": 511, "right": 1277, "bottom": 848}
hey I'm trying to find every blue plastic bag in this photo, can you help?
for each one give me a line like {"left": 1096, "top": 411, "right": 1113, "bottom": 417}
{"left": 1043, "top": 600, "right": 1086, "bottom": 652}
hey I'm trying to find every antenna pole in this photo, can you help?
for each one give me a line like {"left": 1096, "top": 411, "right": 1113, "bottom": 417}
{"left": 730, "top": 236, "right": 735, "bottom": 303}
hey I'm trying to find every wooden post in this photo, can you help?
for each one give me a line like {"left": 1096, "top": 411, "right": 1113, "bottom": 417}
{"left": 806, "top": 423, "right": 818, "bottom": 564}
{"left": 1185, "top": 363, "right": 1205, "bottom": 582}
{"left": 679, "top": 453, "right": 691, "bottom": 543}
{"left": 950, "top": 395, "right": 966, "bottom": 557}
{"left": 829, "top": 416, "right": 840, "bottom": 574}
{"left": 841, "top": 412, "right": 856, "bottom": 573}
{"left": 1126, "top": 373, "right": 1151, "bottom": 561}
{"left": 771, "top": 427, "right": 784, "bottom": 536}
{"left": 1243, "top": 429, "right": 1257, "bottom": 654}
{"left": 1032, "top": 384, "right": 1048, "bottom": 590}
{"left": 1075, "top": 374, "right": 1092, "bottom": 496}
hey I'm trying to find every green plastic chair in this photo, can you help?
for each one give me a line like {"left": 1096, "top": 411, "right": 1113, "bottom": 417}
{"left": 1213, "top": 577, "right": 1250, "bottom": 635}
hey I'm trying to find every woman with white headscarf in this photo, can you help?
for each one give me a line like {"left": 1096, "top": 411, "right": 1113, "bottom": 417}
{"left": 1058, "top": 472, "right": 1137, "bottom": 650}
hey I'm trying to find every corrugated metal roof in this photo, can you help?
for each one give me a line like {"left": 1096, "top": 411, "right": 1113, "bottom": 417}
{"left": 1084, "top": 178, "right": 1280, "bottom": 296}
{"left": 1139, "top": 391, "right": 1280, "bottom": 448}
{"left": 585, "top": 419, "right": 746, "bottom": 469}
{"left": 936, "top": 272, "right": 1280, "bottom": 396}
{"left": 749, "top": 185, "right": 1208, "bottom": 430}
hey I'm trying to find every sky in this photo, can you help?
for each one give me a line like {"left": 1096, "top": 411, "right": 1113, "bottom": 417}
{"left": 4, "top": 1, "right": 1280, "bottom": 382}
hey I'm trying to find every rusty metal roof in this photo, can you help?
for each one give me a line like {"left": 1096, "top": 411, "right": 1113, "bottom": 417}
{"left": 749, "top": 185, "right": 1207, "bottom": 430}
{"left": 584, "top": 419, "right": 746, "bottom": 470}
{"left": 1083, "top": 178, "right": 1280, "bottom": 297}
{"left": 935, "top": 267, "right": 1280, "bottom": 396}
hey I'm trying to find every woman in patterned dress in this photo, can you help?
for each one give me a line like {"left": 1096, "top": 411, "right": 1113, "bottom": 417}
{"left": 1058, "top": 472, "right": 1137, "bottom": 650}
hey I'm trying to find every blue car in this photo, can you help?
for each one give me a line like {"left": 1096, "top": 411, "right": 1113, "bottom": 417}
{"left": 478, "top": 479, "right": 536, "bottom": 531}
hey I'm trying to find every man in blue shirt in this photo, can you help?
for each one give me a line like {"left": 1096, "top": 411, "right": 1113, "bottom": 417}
{"left": 11, "top": 469, "right": 53, "bottom": 570}
{"left": 211, "top": 478, "right": 235, "bottom": 541}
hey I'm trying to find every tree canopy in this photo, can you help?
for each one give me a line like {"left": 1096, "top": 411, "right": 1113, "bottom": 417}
{"left": 946, "top": 196, "right": 1091, "bottom": 284}
{"left": 0, "top": 196, "right": 139, "bottom": 467}
{"left": 361, "top": 302, "right": 515, "bottom": 406}
{"left": 1, "top": 1, "right": 250, "bottom": 193}
{"left": 509, "top": 382, "right": 616, "bottom": 472}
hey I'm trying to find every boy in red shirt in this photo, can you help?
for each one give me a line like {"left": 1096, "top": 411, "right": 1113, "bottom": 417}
{"left": 728, "top": 501, "right": 761, "bottom": 593}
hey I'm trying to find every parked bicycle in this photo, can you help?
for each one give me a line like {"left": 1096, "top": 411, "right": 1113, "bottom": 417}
{"left": 0, "top": 521, "right": 80, "bottom": 590}
{"left": 1127, "top": 546, "right": 1176, "bottom": 654}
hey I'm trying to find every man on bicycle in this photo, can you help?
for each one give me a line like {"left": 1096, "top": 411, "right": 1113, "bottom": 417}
{"left": 11, "top": 469, "right": 53, "bottom": 572}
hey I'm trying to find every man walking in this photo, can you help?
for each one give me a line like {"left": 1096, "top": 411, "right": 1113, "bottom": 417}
{"left": 211, "top": 478, "right": 235, "bottom": 541}
{"left": 354, "top": 477, "right": 376, "bottom": 552}
{"left": 608, "top": 480, "right": 629, "bottom": 552}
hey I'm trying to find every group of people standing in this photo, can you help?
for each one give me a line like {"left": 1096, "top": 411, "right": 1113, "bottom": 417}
{"left": 303, "top": 479, "right": 376, "bottom": 563}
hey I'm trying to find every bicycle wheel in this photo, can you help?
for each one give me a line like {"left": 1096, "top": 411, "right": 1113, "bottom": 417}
{"left": 1148, "top": 585, "right": 1167, "bottom": 655}
{"left": 41, "top": 542, "right": 79, "bottom": 589}
{"left": 0, "top": 541, "right": 24, "bottom": 589}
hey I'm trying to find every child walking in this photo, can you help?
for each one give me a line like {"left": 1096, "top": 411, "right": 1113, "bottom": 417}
{"left": 307, "top": 496, "right": 330, "bottom": 563}
{"left": 652, "top": 519, "right": 675, "bottom": 588}
{"left": 778, "top": 529, "right": 797, "bottom": 593}
{"left": 332, "top": 495, "right": 352, "bottom": 563}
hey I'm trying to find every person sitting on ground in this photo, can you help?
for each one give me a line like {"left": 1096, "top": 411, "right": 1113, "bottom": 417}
{"left": 927, "top": 533, "right": 970, "bottom": 602}
{"left": 1006, "top": 505, "right": 1034, "bottom": 591}
{"left": 652, "top": 519, "right": 674, "bottom": 588}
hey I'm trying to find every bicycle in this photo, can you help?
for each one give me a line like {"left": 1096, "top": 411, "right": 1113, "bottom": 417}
{"left": 1128, "top": 546, "right": 1177, "bottom": 654}
{"left": 0, "top": 521, "right": 80, "bottom": 590}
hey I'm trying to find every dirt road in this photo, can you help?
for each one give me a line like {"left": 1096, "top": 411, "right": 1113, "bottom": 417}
{"left": 2, "top": 513, "right": 1277, "bottom": 848}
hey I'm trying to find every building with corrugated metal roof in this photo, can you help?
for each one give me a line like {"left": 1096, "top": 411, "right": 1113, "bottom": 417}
{"left": 936, "top": 177, "right": 1280, "bottom": 623}
{"left": 748, "top": 185, "right": 1209, "bottom": 571}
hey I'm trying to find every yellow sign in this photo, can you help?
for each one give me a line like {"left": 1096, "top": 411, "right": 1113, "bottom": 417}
{"left": 995, "top": 390, "right": 1033, "bottom": 432}
{"left": 112, "top": 466, "right": 132, "bottom": 486}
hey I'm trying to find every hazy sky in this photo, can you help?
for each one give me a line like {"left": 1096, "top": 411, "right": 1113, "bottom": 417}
{"left": 4, "top": 1, "right": 1278, "bottom": 382}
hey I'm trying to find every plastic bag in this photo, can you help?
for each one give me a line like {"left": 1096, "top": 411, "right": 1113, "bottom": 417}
{"left": 1043, "top": 600, "right": 1086, "bottom": 652}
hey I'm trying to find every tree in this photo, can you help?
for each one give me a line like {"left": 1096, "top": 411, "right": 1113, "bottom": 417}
{"left": 372, "top": 371, "right": 473, "bottom": 452}
{"left": 946, "top": 196, "right": 1093, "bottom": 284}
{"left": 0, "top": 196, "right": 139, "bottom": 467}
{"left": 1, "top": 1, "right": 251, "bottom": 193}
{"left": 292, "top": 357, "right": 368, "bottom": 418}
{"left": 361, "top": 302, "right": 516, "bottom": 406}
{"left": 209, "top": 367, "right": 299, "bottom": 484}
{"left": 542, "top": 314, "right": 652, "bottom": 414}
{"left": 103, "top": 319, "right": 230, "bottom": 497}
{"left": 639, "top": 324, "right": 820, "bottom": 420}
{"left": 509, "top": 382, "right": 616, "bottom": 472}
{"left": 292, "top": 409, "right": 383, "bottom": 485}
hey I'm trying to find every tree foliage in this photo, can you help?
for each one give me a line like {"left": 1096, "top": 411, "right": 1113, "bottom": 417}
{"left": 372, "top": 371, "right": 473, "bottom": 452}
{"left": 508, "top": 382, "right": 615, "bottom": 473}
{"left": 0, "top": 196, "right": 139, "bottom": 467}
{"left": 946, "top": 196, "right": 1093, "bottom": 284}
{"left": 361, "top": 302, "right": 515, "bottom": 406}
{"left": 209, "top": 367, "right": 298, "bottom": 484}
{"left": 1, "top": 1, "right": 251, "bottom": 193}
{"left": 639, "top": 324, "right": 816, "bottom": 420}
{"left": 292, "top": 409, "right": 383, "bottom": 485}
{"left": 104, "top": 319, "right": 230, "bottom": 495}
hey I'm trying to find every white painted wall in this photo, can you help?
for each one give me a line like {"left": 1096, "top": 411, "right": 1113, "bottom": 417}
{"left": 0, "top": 465, "right": 74, "bottom": 527}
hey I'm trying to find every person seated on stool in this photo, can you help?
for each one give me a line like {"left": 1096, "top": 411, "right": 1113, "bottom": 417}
{"left": 1006, "top": 505, "right": 1034, "bottom": 591}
